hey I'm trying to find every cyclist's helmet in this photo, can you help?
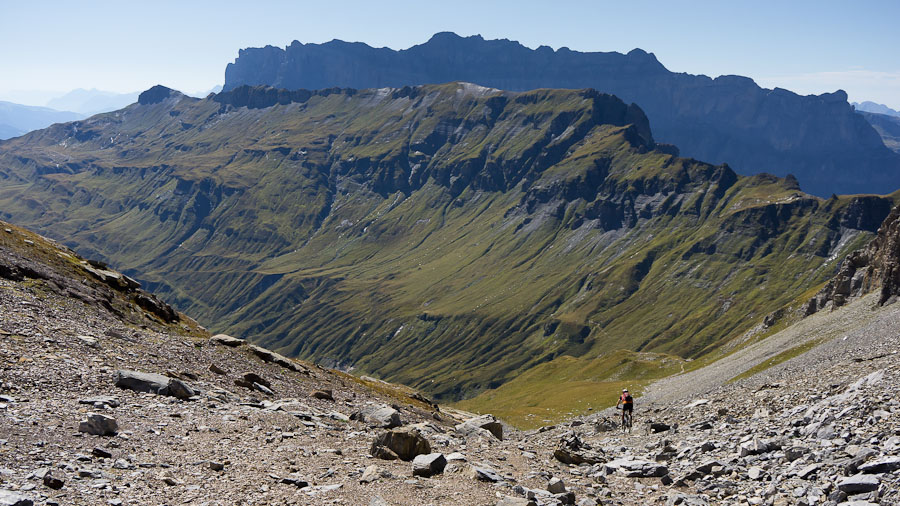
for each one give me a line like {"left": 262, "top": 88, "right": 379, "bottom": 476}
{"left": 623, "top": 388, "right": 628, "bottom": 392}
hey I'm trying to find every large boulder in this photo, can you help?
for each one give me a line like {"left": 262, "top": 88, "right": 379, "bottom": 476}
{"left": 78, "top": 413, "right": 118, "bottom": 436}
{"left": 837, "top": 474, "right": 879, "bottom": 493}
{"left": 412, "top": 453, "right": 447, "bottom": 477}
{"left": 738, "top": 438, "right": 772, "bottom": 457}
{"left": 605, "top": 458, "right": 668, "bottom": 478}
{"left": 0, "top": 490, "right": 33, "bottom": 506}
{"left": 114, "top": 370, "right": 195, "bottom": 400}
{"left": 209, "top": 334, "right": 245, "bottom": 347}
{"left": 553, "top": 432, "right": 605, "bottom": 465}
{"left": 370, "top": 428, "right": 431, "bottom": 461}
{"left": 859, "top": 456, "right": 900, "bottom": 474}
{"left": 455, "top": 414, "right": 503, "bottom": 440}
{"left": 352, "top": 405, "right": 403, "bottom": 428}
{"left": 248, "top": 344, "right": 304, "bottom": 372}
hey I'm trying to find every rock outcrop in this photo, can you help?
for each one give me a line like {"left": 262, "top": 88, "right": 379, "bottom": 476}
{"left": 812, "top": 204, "right": 900, "bottom": 311}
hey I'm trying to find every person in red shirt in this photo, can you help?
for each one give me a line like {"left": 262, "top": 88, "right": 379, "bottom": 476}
{"left": 616, "top": 388, "right": 633, "bottom": 429}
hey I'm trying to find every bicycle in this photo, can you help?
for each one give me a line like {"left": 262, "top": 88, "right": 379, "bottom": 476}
{"left": 616, "top": 405, "right": 633, "bottom": 433}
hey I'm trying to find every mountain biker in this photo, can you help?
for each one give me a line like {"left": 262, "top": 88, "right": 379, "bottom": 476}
{"left": 616, "top": 388, "right": 633, "bottom": 428}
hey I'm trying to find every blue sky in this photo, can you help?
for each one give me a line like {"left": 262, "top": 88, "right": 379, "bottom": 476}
{"left": 1, "top": 0, "right": 898, "bottom": 108}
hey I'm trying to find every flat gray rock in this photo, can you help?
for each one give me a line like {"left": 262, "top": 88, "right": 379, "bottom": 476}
{"left": 209, "top": 334, "right": 245, "bottom": 347}
{"left": 370, "top": 428, "right": 430, "bottom": 461}
{"left": 471, "top": 465, "right": 504, "bottom": 483}
{"left": 78, "top": 413, "right": 118, "bottom": 436}
{"left": 837, "top": 474, "right": 879, "bottom": 493}
{"left": 114, "top": 370, "right": 194, "bottom": 400}
{"left": 412, "top": 452, "right": 446, "bottom": 477}
{"left": 496, "top": 496, "right": 535, "bottom": 506}
{"left": 353, "top": 405, "right": 403, "bottom": 428}
{"left": 248, "top": 345, "right": 303, "bottom": 372}
{"left": 455, "top": 414, "right": 503, "bottom": 440}
{"left": 0, "top": 489, "right": 32, "bottom": 506}
{"left": 547, "top": 476, "right": 566, "bottom": 494}
{"left": 605, "top": 458, "right": 668, "bottom": 478}
{"left": 858, "top": 456, "right": 900, "bottom": 474}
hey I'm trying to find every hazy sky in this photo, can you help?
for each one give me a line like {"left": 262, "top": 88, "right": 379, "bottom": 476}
{"left": 1, "top": 0, "right": 898, "bottom": 108}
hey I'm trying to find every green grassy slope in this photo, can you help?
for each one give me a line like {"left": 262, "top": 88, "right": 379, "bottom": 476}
{"left": 0, "top": 83, "right": 895, "bottom": 413}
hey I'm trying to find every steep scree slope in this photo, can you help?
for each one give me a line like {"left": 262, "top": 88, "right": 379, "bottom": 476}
{"left": 0, "top": 84, "right": 896, "bottom": 405}
{"left": 223, "top": 32, "right": 900, "bottom": 197}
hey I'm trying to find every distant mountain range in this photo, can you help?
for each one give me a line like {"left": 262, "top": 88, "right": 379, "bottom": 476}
{"left": 854, "top": 101, "right": 900, "bottom": 118}
{"left": 0, "top": 83, "right": 894, "bottom": 401}
{"left": 46, "top": 89, "right": 141, "bottom": 115}
{"left": 224, "top": 32, "right": 900, "bottom": 197}
{"left": 0, "top": 101, "right": 83, "bottom": 140}
{"left": 859, "top": 110, "right": 900, "bottom": 154}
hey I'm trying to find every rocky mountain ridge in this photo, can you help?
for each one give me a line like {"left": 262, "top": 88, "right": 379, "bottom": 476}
{"left": 0, "top": 83, "right": 897, "bottom": 418}
{"left": 0, "top": 102, "right": 84, "bottom": 141}
{"left": 223, "top": 32, "right": 900, "bottom": 197}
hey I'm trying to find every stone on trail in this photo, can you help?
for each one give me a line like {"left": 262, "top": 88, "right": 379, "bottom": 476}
{"left": 666, "top": 493, "right": 710, "bottom": 506}
{"left": 0, "top": 490, "right": 33, "bottom": 506}
{"left": 837, "top": 474, "right": 879, "bottom": 493}
{"left": 114, "top": 369, "right": 195, "bottom": 400}
{"left": 78, "top": 413, "right": 118, "bottom": 436}
{"left": 455, "top": 414, "right": 503, "bottom": 440}
{"left": 280, "top": 474, "right": 309, "bottom": 487}
{"left": 446, "top": 452, "right": 466, "bottom": 462}
{"left": 470, "top": 465, "right": 504, "bottom": 482}
{"left": 553, "top": 432, "right": 604, "bottom": 465}
{"left": 738, "top": 438, "right": 771, "bottom": 457}
{"left": 352, "top": 405, "right": 403, "bottom": 428}
{"left": 369, "top": 496, "right": 391, "bottom": 506}
{"left": 235, "top": 372, "right": 270, "bottom": 390}
{"left": 747, "top": 466, "right": 764, "bottom": 480}
{"left": 209, "top": 334, "right": 244, "bottom": 347}
{"left": 360, "top": 465, "right": 380, "bottom": 483}
{"left": 649, "top": 421, "right": 671, "bottom": 433}
{"left": 311, "top": 389, "right": 334, "bottom": 401}
{"left": 78, "top": 396, "right": 119, "bottom": 408}
{"left": 248, "top": 344, "right": 303, "bottom": 372}
{"left": 605, "top": 458, "right": 668, "bottom": 478}
{"left": 42, "top": 471, "right": 64, "bottom": 490}
{"left": 795, "top": 463, "right": 821, "bottom": 479}
{"left": 370, "top": 428, "right": 431, "bottom": 461}
{"left": 412, "top": 452, "right": 446, "bottom": 477}
{"left": 496, "top": 497, "right": 535, "bottom": 506}
{"left": 547, "top": 477, "right": 566, "bottom": 494}
{"left": 92, "top": 447, "right": 112, "bottom": 458}
{"left": 858, "top": 456, "right": 900, "bottom": 474}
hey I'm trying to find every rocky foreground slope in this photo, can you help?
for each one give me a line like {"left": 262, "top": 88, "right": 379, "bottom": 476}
{"left": 2, "top": 218, "right": 900, "bottom": 506}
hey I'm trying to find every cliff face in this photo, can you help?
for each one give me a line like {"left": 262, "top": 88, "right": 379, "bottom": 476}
{"left": 814, "top": 203, "right": 900, "bottom": 311}
{"left": 224, "top": 32, "right": 900, "bottom": 197}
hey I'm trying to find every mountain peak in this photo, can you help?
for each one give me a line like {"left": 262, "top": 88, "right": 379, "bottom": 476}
{"left": 138, "top": 85, "right": 180, "bottom": 105}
